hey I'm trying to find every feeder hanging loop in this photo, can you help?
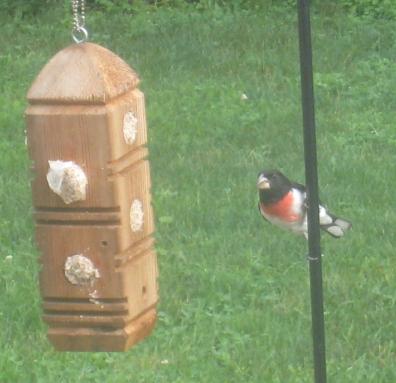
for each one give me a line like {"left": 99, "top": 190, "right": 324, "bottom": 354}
{"left": 72, "top": 0, "right": 88, "bottom": 44}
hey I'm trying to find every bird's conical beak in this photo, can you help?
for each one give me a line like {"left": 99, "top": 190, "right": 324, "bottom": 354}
{"left": 257, "top": 175, "right": 270, "bottom": 190}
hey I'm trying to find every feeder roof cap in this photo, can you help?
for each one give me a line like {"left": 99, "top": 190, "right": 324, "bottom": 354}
{"left": 28, "top": 42, "right": 140, "bottom": 105}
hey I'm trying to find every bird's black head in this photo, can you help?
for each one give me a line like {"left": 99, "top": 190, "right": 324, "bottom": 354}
{"left": 257, "top": 169, "right": 292, "bottom": 204}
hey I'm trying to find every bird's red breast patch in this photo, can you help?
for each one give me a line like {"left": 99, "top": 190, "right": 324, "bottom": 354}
{"left": 260, "top": 191, "right": 300, "bottom": 222}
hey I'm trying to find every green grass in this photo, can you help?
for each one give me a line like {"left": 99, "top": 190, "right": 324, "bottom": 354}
{"left": 1, "top": 4, "right": 396, "bottom": 382}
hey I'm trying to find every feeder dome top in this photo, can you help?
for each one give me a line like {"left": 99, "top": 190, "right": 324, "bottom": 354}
{"left": 28, "top": 42, "right": 139, "bottom": 105}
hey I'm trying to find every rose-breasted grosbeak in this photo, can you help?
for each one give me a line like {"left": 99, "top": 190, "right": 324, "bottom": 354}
{"left": 257, "top": 170, "right": 351, "bottom": 239}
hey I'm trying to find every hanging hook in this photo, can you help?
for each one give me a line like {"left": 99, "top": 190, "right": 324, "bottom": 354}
{"left": 72, "top": 0, "right": 88, "bottom": 44}
{"left": 72, "top": 26, "right": 89, "bottom": 44}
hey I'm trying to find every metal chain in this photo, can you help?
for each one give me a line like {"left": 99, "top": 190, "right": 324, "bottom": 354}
{"left": 72, "top": 0, "right": 88, "bottom": 44}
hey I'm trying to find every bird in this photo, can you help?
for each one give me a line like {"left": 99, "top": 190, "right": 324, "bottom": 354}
{"left": 257, "top": 169, "right": 351, "bottom": 239}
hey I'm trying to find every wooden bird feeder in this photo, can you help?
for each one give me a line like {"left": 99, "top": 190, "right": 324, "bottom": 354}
{"left": 26, "top": 42, "right": 158, "bottom": 351}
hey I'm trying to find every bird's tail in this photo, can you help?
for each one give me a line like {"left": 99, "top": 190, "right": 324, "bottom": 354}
{"left": 321, "top": 215, "right": 352, "bottom": 238}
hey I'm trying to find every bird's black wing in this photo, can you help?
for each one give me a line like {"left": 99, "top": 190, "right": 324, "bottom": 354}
{"left": 291, "top": 181, "right": 307, "bottom": 205}
{"left": 258, "top": 202, "right": 270, "bottom": 223}
{"left": 291, "top": 182, "right": 308, "bottom": 213}
{"left": 292, "top": 182, "right": 326, "bottom": 207}
{"left": 291, "top": 182, "right": 306, "bottom": 193}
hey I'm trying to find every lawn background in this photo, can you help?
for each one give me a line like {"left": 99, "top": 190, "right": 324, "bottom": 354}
{"left": 0, "top": 2, "right": 396, "bottom": 382}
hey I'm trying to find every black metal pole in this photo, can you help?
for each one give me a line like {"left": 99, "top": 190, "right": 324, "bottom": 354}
{"left": 297, "top": 1, "right": 327, "bottom": 383}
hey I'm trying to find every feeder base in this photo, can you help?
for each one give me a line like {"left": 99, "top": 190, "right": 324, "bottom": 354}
{"left": 47, "top": 309, "right": 156, "bottom": 352}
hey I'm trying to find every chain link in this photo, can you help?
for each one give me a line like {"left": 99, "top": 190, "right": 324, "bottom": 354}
{"left": 72, "top": 0, "right": 88, "bottom": 44}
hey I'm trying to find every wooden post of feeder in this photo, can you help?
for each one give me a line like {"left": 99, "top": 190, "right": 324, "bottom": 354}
{"left": 25, "top": 43, "right": 158, "bottom": 352}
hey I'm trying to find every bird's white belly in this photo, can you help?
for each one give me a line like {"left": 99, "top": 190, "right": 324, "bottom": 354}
{"left": 261, "top": 210, "right": 307, "bottom": 235}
